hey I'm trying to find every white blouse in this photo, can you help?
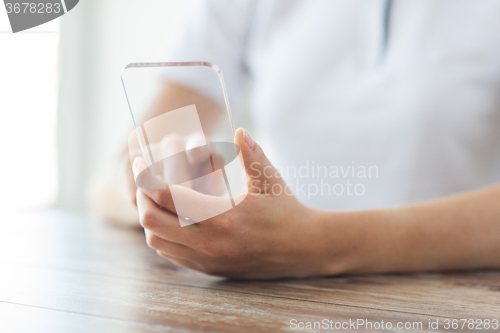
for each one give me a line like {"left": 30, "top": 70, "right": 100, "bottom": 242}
{"left": 163, "top": 0, "right": 500, "bottom": 210}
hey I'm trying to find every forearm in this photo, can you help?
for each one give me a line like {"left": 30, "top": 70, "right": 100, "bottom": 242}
{"left": 319, "top": 185, "right": 500, "bottom": 275}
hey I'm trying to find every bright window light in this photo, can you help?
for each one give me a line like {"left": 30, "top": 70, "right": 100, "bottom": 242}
{"left": 0, "top": 10, "right": 59, "bottom": 212}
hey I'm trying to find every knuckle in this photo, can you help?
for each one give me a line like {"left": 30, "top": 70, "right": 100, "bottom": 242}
{"left": 206, "top": 215, "right": 232, "bottom": 234}
{"left": 146, "top": 233, "right": 160, "bottom": 249}
{"left": 254, "top": 145, "right": 267, "bottom": 163}
{"left": 161, "top": 134, "right": 183, "bottom": 150}
{"left": 140, "top": 210, "right": 157, "bottom": 229}
{"left": 153, "top": 190, "right": 171, "bottom": 208}
{"left": 217, "top": 216, "right": 232, "bottom": 231}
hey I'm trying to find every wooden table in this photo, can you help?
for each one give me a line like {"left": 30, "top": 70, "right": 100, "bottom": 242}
{"left": 0, "top": 209, "right": 498, "bottom": 332}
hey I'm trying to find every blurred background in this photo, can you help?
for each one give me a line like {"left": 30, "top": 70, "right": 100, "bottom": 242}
{"left": 0, "top": 0, "right": 196, "bottom": 217}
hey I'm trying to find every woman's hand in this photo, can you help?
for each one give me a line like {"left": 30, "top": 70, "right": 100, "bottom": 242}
{"left": 132, "top": 127, "right": 500, "bottom": 278}
{"left": 133, "top": 128, "right": 353, "bottom": 279}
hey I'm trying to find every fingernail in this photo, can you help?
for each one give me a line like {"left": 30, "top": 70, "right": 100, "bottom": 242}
{"left": 243, "top": 128, "right": 255, "bottom": 149}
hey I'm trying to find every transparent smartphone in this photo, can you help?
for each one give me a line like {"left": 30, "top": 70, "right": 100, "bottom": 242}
{"left": 122, "top": 62, "right": 247, "bottom": 226}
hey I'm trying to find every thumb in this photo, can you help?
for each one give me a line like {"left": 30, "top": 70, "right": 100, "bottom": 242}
{"left": 235, "top": 128, "right": 285, "bottom": 193}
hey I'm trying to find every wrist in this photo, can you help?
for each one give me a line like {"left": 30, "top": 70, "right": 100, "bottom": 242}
{"left": 313, "top": 208, "right": 397, "bottom": 276}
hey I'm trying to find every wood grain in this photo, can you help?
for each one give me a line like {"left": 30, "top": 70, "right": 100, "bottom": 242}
{"left": 0, "top": 210, "right": 498, "bottom": 332}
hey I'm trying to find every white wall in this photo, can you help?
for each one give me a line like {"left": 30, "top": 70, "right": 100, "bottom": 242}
{"left": 58, "top": 0, "right": 193, "bottom": 209}
{"left": 0, "top": 10, "right": 59, "bottom": 212}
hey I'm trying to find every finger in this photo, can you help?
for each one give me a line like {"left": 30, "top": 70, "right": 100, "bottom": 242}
{"left": 144, "top": 229, "right": 198, "bottom": 261}
{"left": 122, "top": 154, "right": 138, "bottom": 206}
{"left": 156, "top": 250, "right": 206, "bottom": 272}
{"left": 136, "top": 189, "right": 200, "bottom": 247}
{"left": 137, "top": 186, "right": 187, "bottom": 227}
{"left": 140, "top": 187, "right": 177, "bottom": 215}
{"left": 186, "top": 133, "right": 209, "bottom": 165}
{"left": 234, "top": 128, "right": 286, "bottom": 192}
{"left": 191, "top": 159, "right": 227, "bottom": 196}
{"left": 168, "top": 185, "right": 235, "bottom": 224}
{"left": 133, "top": 158, "right": 177, "bottom": 214}
{"left": 132, "top": 156, "right": 166, "bottom": 190}
{"left": 159, "top": 134, "right": 195, "bottom": 188}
